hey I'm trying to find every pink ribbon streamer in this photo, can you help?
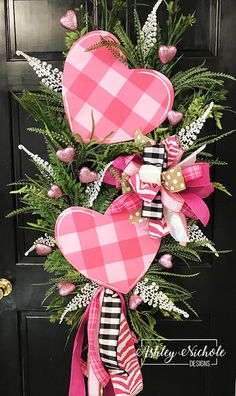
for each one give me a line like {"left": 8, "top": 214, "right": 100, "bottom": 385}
{"left": 68, "top": 287, "right": 141, "bottom": 396}
{"left": 68, "top": 287, "right": 111, "bottom": 396}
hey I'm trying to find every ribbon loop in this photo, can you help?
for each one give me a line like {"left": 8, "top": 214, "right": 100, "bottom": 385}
{"left": 162, "top": 165, "right": 186, "bottom": 192}
{"left": 143, "top": 144, "right": 167, "bottom": 168}
{"left": 140, "top": 143, "right": 168, "bottom": 221}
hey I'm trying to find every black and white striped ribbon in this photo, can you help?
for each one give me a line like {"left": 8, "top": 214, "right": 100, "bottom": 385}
{"left": 143, "top": 144, "right": 167, "bottom": 168}
{"left": 141, "top": 144, "right": 167, "bottom": 220}
{"left": 98, "top": 289, "right": 125, "bottom": 374}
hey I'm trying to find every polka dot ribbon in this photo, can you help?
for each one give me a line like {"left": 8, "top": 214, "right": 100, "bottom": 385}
{"left": 162, "top": 164, "right": 186, "bottom": 193}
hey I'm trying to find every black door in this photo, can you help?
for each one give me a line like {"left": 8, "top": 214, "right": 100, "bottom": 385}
{"left": 0, "top": 1, "right": 235, "bottom": 396}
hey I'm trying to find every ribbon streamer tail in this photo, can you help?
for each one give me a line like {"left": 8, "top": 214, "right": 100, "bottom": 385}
{"left": 68, "top": 305, "right": 90, "bottom": 396}
{"left": 164, "top": 208, "right": 189, "bottom": 243}
{"left": 88, "top": 360, "right": 103, "bottom": 396}
{"left": 178, "top": 144, "right": 206, "bottom": 167}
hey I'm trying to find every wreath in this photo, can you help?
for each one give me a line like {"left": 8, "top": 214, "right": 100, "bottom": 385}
{"left": 8, "top": 1, "right": 234, "bottom": 395}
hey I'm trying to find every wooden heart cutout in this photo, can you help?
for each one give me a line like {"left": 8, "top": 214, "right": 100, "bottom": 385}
{"left": 55, "top": 207, "right": 160, "bottom": 293}
{"left": 62, "top": 31, "right": 174, "bottom": 144}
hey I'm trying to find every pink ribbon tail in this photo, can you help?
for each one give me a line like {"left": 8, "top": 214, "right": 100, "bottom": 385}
{"left": 88, "top": 363, "right": 102, "bottom": 396}
{"left": 180, "top": 191, "right": 210, "bottom": 226}
{"left": 69, "top": 288, "right": 109, "bottom": 396}
{"left": 68, "top": 288, "right": 142, "bottom": 396}
{"left": 68, "top": 303, "right": 90, "bottom": 396}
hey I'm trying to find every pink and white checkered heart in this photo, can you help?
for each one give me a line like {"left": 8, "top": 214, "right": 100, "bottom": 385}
{"left": 62, "top": 30, "right": 174, "bottom": 144}
{"left": 55, "top": 207, "right": 160, "bottom": 294}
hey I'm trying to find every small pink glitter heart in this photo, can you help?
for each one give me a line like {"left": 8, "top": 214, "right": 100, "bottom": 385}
{"left": 57, "top": 282, "right": 76, "bottom": 296}
{"left": 56, "top": 147, "right": 75, "bottom": 164}
{"left": 158, "top": 254, "right": 173, "bottom": 269}
{"left": 167, "top": 110, "right": 184, "bottom": 126}
{"left": 79, "top": 167, "right": 98, "bottom": 183}
{"left": 158, "top": 45, "right": 177, "bottom": 64}
{"left": 48, "top": 185, "right": 63, "bottom": 198}
{"left": 129, "top": 294, "right": 143, "bottom": 310}
{"left": 35, "top": 243, "right": 52, "bottom": 256}
{"left": 60, "top": 10, "right": 77, "bottom": 31}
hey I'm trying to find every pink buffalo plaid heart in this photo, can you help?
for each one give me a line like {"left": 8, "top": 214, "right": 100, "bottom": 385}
{"left": 62, "top": 30, "right": 174, "bottom": 144}
{"left": 55, "top": 207, "right": 160, "bottom": 293}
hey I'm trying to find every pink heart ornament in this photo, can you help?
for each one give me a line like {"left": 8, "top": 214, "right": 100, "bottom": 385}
{"left": 55, "top": 207, "right": 160, "bottom": 294}
{"left": 57, "top": 282, "right": 76, "bottom": 296}
{"left": 79, "top": 167, "right": 98, "bottom": 183}
{"left": 48, "top": 185, "right": 63, "bottom": 198}
{"left": 35, "top": 243, "right": 52, "bottom": 256}
{"left": 60, "top": 10, "right": 77, "bottom": 31}
{"left": 129, "top": 294, "right": 143, "bottom": 310}
{"left": 56, "top": 147, "right": 75, "bottom": 163}
{"left": 62, "top": 31, "right": 174, "bottom": 144}
{"left": 158, "top": 46, "right": 177, "bottom": 64}
{"left": 167, "top": 110, "right": 183, "bottom": 126}
{"left": 158, "top": 254, "right": 173, "bottom": 269}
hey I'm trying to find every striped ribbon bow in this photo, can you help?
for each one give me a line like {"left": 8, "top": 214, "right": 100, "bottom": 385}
{"left": 105, "top": 136, "right": 214, "bottom": 242}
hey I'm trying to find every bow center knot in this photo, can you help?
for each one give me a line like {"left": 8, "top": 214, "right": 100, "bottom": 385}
{"left": 139, "top": 164, "right": 162, "bottom": 185}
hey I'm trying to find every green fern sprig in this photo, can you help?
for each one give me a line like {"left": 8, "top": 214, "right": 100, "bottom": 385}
{"left": 159, "top": 239, "right": 202, "bottom": 262}
{"left": 134, "top": 9, "right": 145, "bottom": 66}
{"left": 187, "top": 129, "right": 236, "bottom": 151}
{"left": 6, "top": 206, "right": 35, "bottom": 218}
{"left": 199, "top": 158, "right": 228, "bottom": 166}
{"left": 114, "top": 21, "right": 140, "bottom": 67}
{"left": 213, "top": 182, "right": 232, "bottom": 196}
{"left": 172, "top": 67, "right": 236, "bottom": 97}
{"left": 85, "top": 36, "right": 128, "bottom": 66}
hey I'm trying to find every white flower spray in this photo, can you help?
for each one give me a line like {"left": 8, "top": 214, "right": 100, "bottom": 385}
{"left": 59, "top": 282, "right": 98, "bottom": 323}
{"left": 86, "top": 161, "right": 113, "bottom": 207}
{"left": 178, "top": 102, "right": 214, "bottom": 149}
{"left": 188, "top": 223, "right": 219, "bottom": 257}
{"left": 139, "top": 0, "right": 163, "bottom": 56}
{"left": 18, "top": 144, "right": 55, "bottom": 180}
{"left": 16, "top": 50, "right": 62, "bottom": 92}
{"left": 134, "top": 278, "right": 189, "bottom": 318}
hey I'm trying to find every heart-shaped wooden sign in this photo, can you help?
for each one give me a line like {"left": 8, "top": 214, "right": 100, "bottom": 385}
{"left": 55, "top": 207, "right": 160, "bottom": 293}
{"left": 62, "top": 31, "right": 174, "bottom": 144}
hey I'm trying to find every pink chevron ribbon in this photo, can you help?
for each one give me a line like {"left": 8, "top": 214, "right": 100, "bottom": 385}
{"left": 68, "top": 287, "right": 143, "bottom": 396}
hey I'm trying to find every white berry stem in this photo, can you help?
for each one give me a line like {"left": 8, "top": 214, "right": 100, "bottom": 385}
{"left": 178, "top": 102, "right": 214, "bottom": 149}
{"left": 134, "top": 278, "right": 189, "bottom": 318}
{"left": 59, "top": 282, "right": 98, "bottom": 323}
